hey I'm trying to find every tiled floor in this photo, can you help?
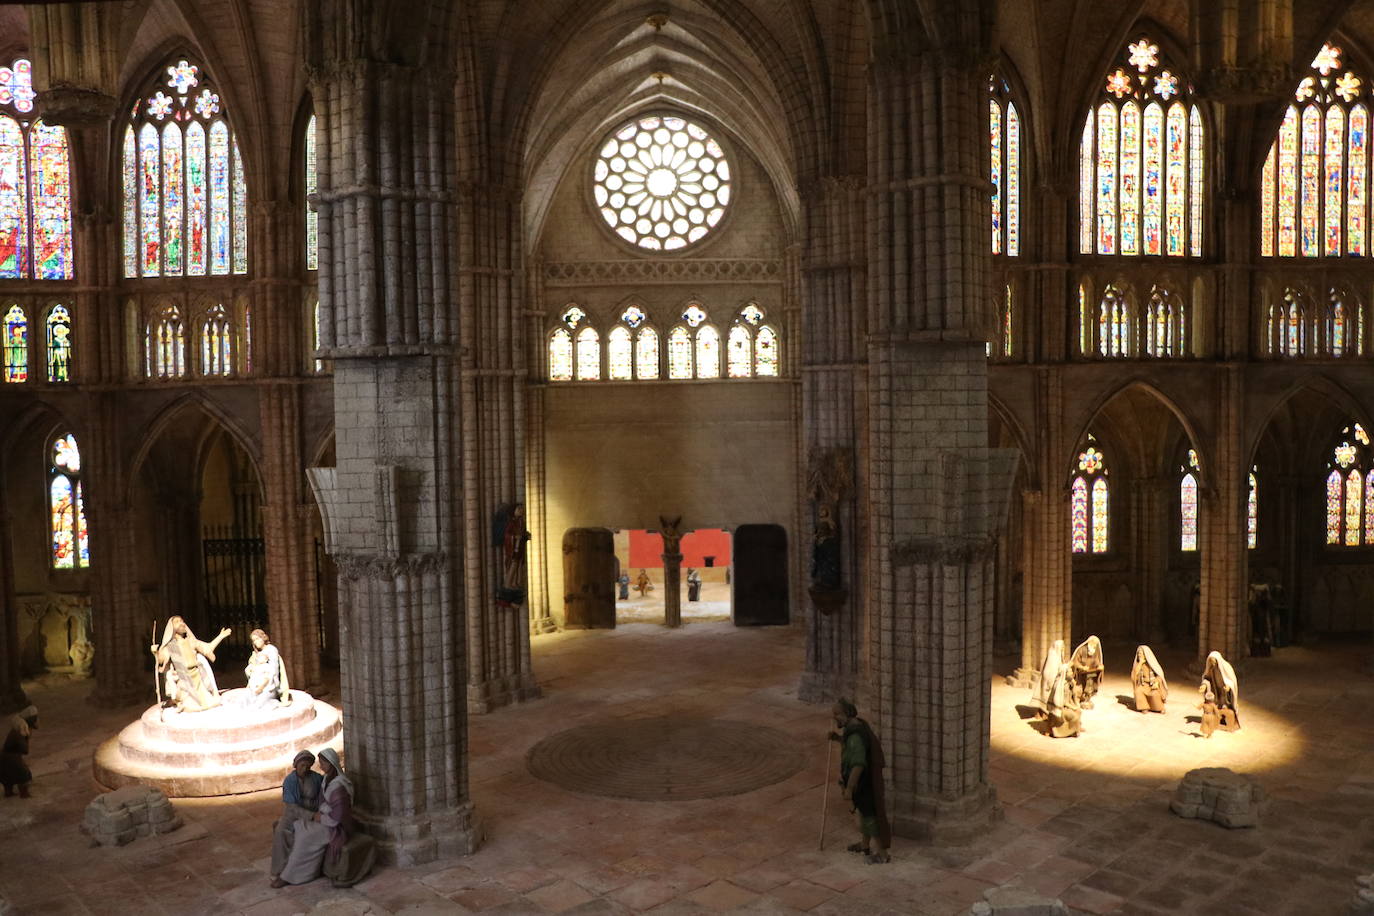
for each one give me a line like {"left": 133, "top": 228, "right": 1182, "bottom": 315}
{"left": 1, "top": 622, "right": 1372, "bottom": 914}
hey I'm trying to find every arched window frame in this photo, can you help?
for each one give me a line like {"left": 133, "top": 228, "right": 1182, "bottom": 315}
{"left": 3, "top": 302, "right": 27, "bottom": 382}
{"left": 1267, "top": 287, "right": 1310, "bottom": 356}
{"left": 1071, "top": 435, "right": 1111, "bottom": 554}
{"left": 1179, "top": 447, "right": 1201, "bottom": 552}
{"left": 199, "top": 302, "right": 233, "bottom": 377}
{"left": 306, "top": 292, "right": 329, "bottom": 374}
{"left": 1096, "top": 282, "right": 1135, "bottom": 357}
{"left": 122, "top": 56, "right": 248, "bottom": 279}
{"left": 48, "top": 432, "right": 88, "bottom": 569}
{"left": 606, "top": 303, "right": 659, "bottom": 380}
{"left": 1325, "top": 421, "right": 1374, "bottom": 547}
{"left": 1248, "top": 465, "right": 1259, "bottom": 549}
{"left": 1079, "top": 34, "right": 1205, "bottom": 258}
{"left": 668, "top": 302, "right": 720, "bottom": 380}
{"left": 304, "top": 111, "right": 318, "bottom": 272}
{"left": 725, "top": 303, "right": 780, "bottom": 378}
{"left": 548, "top": 304, "right": 596, "bottom": 382}
{"left": 1143, "top": 283, "right": 1189, "bottom": 357}
{"left": 1260, "top": 41, "right": 1373, "bottom": 258}
{"left": 989, "top": 72, "right": 1023, "bottom": 257}
{"left": 1321, "top": 286, "right": 1364, "bottom": 356}
{"left": 146, "top": 302, "right": 187, "bottom": 379}
{"left": 0, "top": 57, "right": 75, "bottom": 280}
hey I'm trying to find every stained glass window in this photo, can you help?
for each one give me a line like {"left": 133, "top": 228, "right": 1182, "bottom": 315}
{"left": 727, "top": 325, "right": 751, "bottom": 378}
{"left": 1180, "top": 449, "right": 1200, "bottom": 551}
{"left": 1248, "top": 468, "right": 1258, "bottom": 549}
{"left": 592, "top": 114, "right": 731, "bottom": 251}
{"left": 636, "top": 327, "right": 660, "bottom": 379}
{"left": 1144, "top": 286, "right": 1187, "bottom": 357}
{"left": 1098, "top": 285, "right": 1131, "bottom": 357}
{"left": 305, "top": 115, "right": 317, "bottom": 270}
{"left": 124, "top": 59, "right": 247, "bottom": 277}
{"left": 49, "top": 433, "right": 87, "bottom": 569}
{"left": 201, "top": 304, "right": 232, "bottom": 376}
{"left": 723, "top": 304, "right": 780, "bottom": 378}
{"left": 608, "top": 326, "right": 633, "bottom": 380}
{"left": 0, "top": 59, "right": 73, "bottom": 280}
{"left": 668, "top": 326, "right": 692, "bottom": 379}
{"left": 989, "top": 76, "right": 1021, "bottom": 256}
{"left": 46, "top": 304, "right": 71, "bottom": 382}
{"left": 1325, "top": 421, "right": 1373, "bottom": 545}
{"left": 548, "top": 328, "right": 572, "bottom": 381}
{"left": 4, "top": 304, "right": 26, "bottom": 382}
{"left": 575, "top": 327, "right": 600, "bottom": 380}
{"left": 1071, "top": 436, "right": 1110, "bottom": 554}
{"left": 695, "top": 326, "right": 720, "bottom": 378}
{"left": 755, "top": 326, "right": 778, "bottom": 376}
{"left": 147, "top": 305, "right": 187, "bottom": 379}
{"left": 1001, "top": 284, "right": 1014, "bottom": 357}
{"left": 1269, "top": 289, "right": 1308, "bottom": 356}
{"left": 310, "top": 295, "right": 324, "bottom": 373}
{"left": 1261, "top": 42, "right": 1374, "bottom": 257}
{"left": 1081, "top": 38, "right": 1203, "bottom": 257}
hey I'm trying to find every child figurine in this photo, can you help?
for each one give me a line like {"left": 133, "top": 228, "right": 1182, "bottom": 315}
{"left": 1199, "top": 684, "right": 1219, "bottom": 738}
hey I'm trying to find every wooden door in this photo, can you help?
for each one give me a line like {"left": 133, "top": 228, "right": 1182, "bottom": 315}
{"left": 732, "top": 524, "right": 789, "bottom": 626}
{"left": 563, "top": 528, "right": 617, "bottom": 628}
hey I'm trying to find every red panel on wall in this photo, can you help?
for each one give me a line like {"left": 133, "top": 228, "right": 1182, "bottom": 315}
{"left": 628, "top": 528, "right": 733, "bottom": 568}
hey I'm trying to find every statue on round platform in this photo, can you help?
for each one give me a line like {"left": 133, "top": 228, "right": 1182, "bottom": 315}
{"left": 1199, "top": 650, "right": 1240, "bottom": 732}
{"left": 243, "top": 629, "right": 291, "bottom": 710}
{"left": 1130, "top": 644, "right": 1168, "bottom": 713}
{"left": 150, "top": 616, "right": 230, "bottom": 712}
{"left": 1069, "top": 635, "right": 1104, "bottom": 709}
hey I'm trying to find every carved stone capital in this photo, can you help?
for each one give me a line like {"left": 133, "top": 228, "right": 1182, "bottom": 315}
{"left": 36, "top": 87, "right": 118, "bottom": 128}
{"left": 333, "top": 551, "right": 449, "bottom": 580}
{"left": 890, "top": 534, "right": 998, "bottom": 567}
{"left": 1195, "top": 66, "right": 1294, "bottom": 104}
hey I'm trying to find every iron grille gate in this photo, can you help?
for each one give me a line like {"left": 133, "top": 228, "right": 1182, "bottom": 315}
{"left": 201, "top": 526, "right": 267, "bottom": 661}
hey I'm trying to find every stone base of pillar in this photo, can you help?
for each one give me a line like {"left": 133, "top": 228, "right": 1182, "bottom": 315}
{"left": 530, "top": 613, "right": 558, "bottom": 635}
{"left": 362, "top": 803, "right": 483, "bottom": 866}
{"left": 891, "top": 785, "right": 1002, "bottom": 845}
{"left": 797, "top": 671, "right": 856, "bottom": 705}
{"left": 1004, "top": 667, "right": 1039, "bottom": 689}
{"left": 467, "top": 675, "right": 542, "bottom": 714}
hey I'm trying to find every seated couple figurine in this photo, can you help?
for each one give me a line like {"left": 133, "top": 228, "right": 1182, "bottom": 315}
{"left": 269, "top": 749, "right": 374, "bottom": 888}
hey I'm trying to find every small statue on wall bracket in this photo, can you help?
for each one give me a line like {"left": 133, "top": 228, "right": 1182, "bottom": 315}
{"left": 807, "top": 447, "right": 853, "bottom": 614}
{"left": 494, "top": 503, "right": 530, "bottom": 610}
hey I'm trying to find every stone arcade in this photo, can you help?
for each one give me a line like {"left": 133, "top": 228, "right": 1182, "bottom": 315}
{"left": 1, "top": 0, "right": 1373, "bottom": 912}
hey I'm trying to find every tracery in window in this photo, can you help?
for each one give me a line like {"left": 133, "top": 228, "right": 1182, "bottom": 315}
{"left": 725, "top": 304, "right": 779, "bottom": 378}
{"left": 1097, "top": 284, "right": 1132, "bottom": 357}
{"left": 4, "top": 303, "right": 26, "bottom": 382}
{"left": 45, "top": 304, "right": 71, "bottom": 382}
{"left": 49, "top": 432, "right": 87, "bottom": 569}
{"left": 123, "top": 58, "right": 247, "bottom": 278}
{"left": 147, "top": 304, "right": 187, "bottom": 379}
{"left": 990, "top": 75, "right": 1021, "bottom": 256}
{"left": 1261, "top": 42, "right": 1373, "bottom": 257}
{"left": 305, "top": 114, "right": 317, "bottom": 271}
{"left": 592, "top": 114, "right": 731, "bottom": 251}
{"left": 201, "top": 303, "right": 232, "bottom": 377}
{"left": 0, "top": 58, "right": 73, "bottom": 279}
{"left": 1267, "top": 289, "right": 1307, "bottom": 356}
{"left": 610, "top": 304, "right": 658, "bottom": 380}
{"left": 1080, "top": 37, "right": 1203, "bottom": 257}
{"left": 1144, "top": 285, "right": 1187, "bottom": 357}
{"left": 548, "top": 305, "right": 591, "bottom": 382}
{"left": 1325, "top": 421, "right": 1373, "bottom": 546}
{"left": 1180, "top": 448, "right": 1200, "bottom": 551}
{"left": 1071, "top": 435, "right": 1110, "bottom": 554}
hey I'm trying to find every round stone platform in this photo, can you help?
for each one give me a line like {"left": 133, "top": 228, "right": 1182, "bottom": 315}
{"left": 94, "top": 689, "right": 343, "bottom": 797}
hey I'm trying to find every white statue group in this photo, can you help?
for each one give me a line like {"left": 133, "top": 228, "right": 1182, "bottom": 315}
{"left": 1030, "top": 637, "right": 1240, "bottom": 739}
{"left": 149, "top": 616, "right": 290, "bottom": 713}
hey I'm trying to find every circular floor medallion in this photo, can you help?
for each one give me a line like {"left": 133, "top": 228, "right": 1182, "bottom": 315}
{"left": 526, "top": 716, "right": 804, "bottom": 801}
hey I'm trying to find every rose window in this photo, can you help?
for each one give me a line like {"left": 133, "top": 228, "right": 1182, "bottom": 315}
{"left": 592, "top": 115, "right": 732, "bottom": 251}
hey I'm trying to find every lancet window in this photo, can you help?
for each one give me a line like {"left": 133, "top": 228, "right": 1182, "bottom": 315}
{"left": 1080, "top": 36, "right": 1204, "bottom": 257}
{"left": 147, "top": 304, "right": 187, "bottom": 379}
{"left": 45, "top": 304, "right": 71, "bottom": 381}
{"left": 1180, "top": 448, "right": 1200, "bottom": 552}
{"left": 1071, "top": 436, "right": 1110, "bottom": 554}
{"left": 1325, "top": 422, "right": 1374, "bottom": 546}
{"left": 0, "top": 58, "right": 74, "bottom": 279}
{"left": 1080, "top": 281, "right": 1189, "bottom": 358}
{"left": 201, "top": 303, "right": 233, "bottom": 377}
{"left": 1266, "top": 287, "right": 1364, "bottom": 356}
{"left": 49, "top": 433, "right": 87, "bottom": 569}
{"left": 726, "top": 304, "right": 779, "bottom": 378}
{"left": 305, "top": 114, "right": 317, "bottom": 271}
{"left": 548, "top": 305, "right": 590, "bottom": 382}
{"left": 1260, "top": 42, "right": 1373, "bottom": 257}
{"left": 990, "top": 75, "right": 1021, "bottom": 257}
{"left": 3, "top": 303, "right": 24, "bottom": 381}
{"left": 606, "top": 305, "right": 659, "bottom": 380}
{"left": 1248, "top": 467, "right": 1259, "bottom": 549}
{"left": 123, "top": 58, "right": 248, "bottom": 278}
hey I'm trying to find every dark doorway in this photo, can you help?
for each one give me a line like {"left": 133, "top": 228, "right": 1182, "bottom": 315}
{"left": 564, "top": 528, "right": 617, "bottom": 628}
{"left": 732, "top": 524, "right": 789, "bottom": 626}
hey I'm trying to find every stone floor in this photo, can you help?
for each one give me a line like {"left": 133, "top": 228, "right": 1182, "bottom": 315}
{"left": 1, "top": 624, "right": 1372, "bottom": 915}
{"left": 615, "top": 582, "right": 732, "bottom": 623}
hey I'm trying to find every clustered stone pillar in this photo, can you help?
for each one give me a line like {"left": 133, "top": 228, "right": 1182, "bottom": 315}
{"left": 864, "top": 32, "right": 1016, "bottom": 843}
{"left": 1132, "top": 476, "right": 1169, "bottom": 644}
{"left": 0, "top": 457, "right": 26, "bottom": 713}
{"left": 305, "top": 49, "right": 480, "bottom": 862}
{"left": 798, "top": 176, "right": 866, "bottom": 703}
{"left": 1198, "top": 367, "right": 1249, "bottom": 664}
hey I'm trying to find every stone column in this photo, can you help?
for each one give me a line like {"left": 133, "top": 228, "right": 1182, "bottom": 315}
{"left": 661, "top": 548, "right": 683, "bottom": 628}
{"left": 864, "top": 30, "right": 1017, "bottom": 844}
{"left": 1014, "top": 369, "right": 1071, "bottom": 684}
{"left": 305, "top": 50, "right": 480, "bottom": 862}
{"left": 0, "top": 455, "right": 27, "bottom": 713}
{"left": 798, "top": 176, "right": 866, "bottom": 703}
{"left": 1132, "top": 476, "right": 1169, "bottom": 643}
{"left": 1198, "top": 367, "right": 1248, "bottom": 663}
{"left": 253, "top": 199, "right": 323, "bottom": 695}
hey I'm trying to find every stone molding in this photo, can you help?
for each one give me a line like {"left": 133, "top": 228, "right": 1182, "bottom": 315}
{"left": 333, "top": 552, "right": 449, "bottom": 580}
{"left": 889, "top": 535, "right": 998, "bottom": 566}
{"left": 543, "top": 259, "right": 782, "bottom": 285}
